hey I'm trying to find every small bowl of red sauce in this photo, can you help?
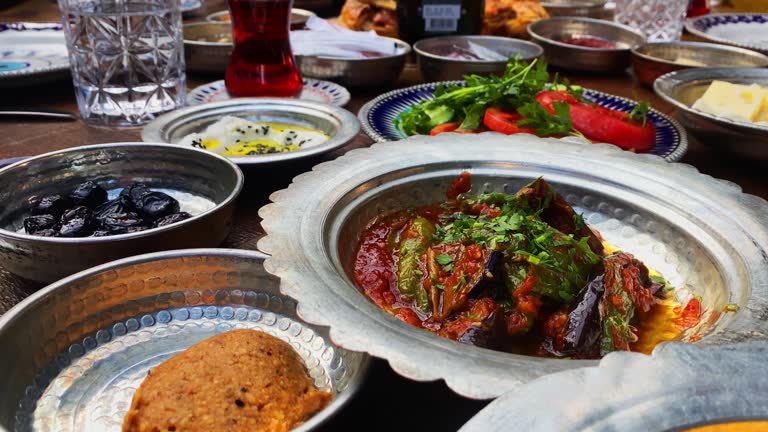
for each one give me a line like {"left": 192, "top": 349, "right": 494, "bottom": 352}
{"left": 527, "top": 17, "right": 645, "bottom": 72}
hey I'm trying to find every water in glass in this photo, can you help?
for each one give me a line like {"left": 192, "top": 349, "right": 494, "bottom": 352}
{"left": 58, "top": 0, "right": 186, "bottom": 127}
{"left": 614, "top": 0, "right": 688, "bottom": 42}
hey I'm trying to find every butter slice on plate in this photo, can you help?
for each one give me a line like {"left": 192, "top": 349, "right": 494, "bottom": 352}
{"left": 692, "top": 80, "right": 768, "bottom": 124}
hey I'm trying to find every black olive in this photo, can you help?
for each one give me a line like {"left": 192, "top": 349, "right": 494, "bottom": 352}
{"left": 119, "top": 183, "right": 152, "bottom": 207}
{"left": 31, "top": 195, "right": 74, "bottom": 218}
{"left": 152, "top": 212, "right": 192, "bottom": 228}
{"left": 59, "top": 206, "right": 98, "bottom": 237}
{"left": 69, "top": 181, "right": 108, "bottom": 208}
{"left": 24, "top": 214, "right": 58, "bottom": 234}
{"left": 137, "top": 192, "right": 179, "bottom": 222}
{"left": 31, "top": 228, "right": 58, "bottom": 237}
{"left": 95, "top": 196, "right": 134, "bottom": 220}
{"left": 100, "top": 212, "right": 147, "bottom": 233}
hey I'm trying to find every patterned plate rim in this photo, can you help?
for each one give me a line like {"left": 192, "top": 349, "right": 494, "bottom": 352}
{"left": 188, "top": 78, "right": 352, "bottom": 107}
{"left": 684, "top": 13, "right": 768, "bottom": 54}
{"left": 358, "top": 81, "right": 688, "bottom": 162}
{"left": 0, "top": 21, "right": 69, "bottom": 80}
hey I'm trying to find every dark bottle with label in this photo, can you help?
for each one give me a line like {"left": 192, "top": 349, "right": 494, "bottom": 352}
{"left": 397, "top": 0, "right": 485, "bottom": 44}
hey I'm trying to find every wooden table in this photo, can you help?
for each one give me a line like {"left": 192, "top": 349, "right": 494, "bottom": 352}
{"left": 1, "top": 1, "right": 766, "bottom": 431}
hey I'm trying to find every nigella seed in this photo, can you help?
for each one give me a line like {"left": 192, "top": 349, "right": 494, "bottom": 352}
{"left": 235, "top": 399, "right": 245, "bottom": 407}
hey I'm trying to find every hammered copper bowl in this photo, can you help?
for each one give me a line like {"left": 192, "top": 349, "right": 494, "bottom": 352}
{"left": 183, "top": 22, "right": 232, "bottom": 74}
{"left": 414, "top": 35, "right": 543, "bottom": 81}
{"left": 0, "top": 143, "right": 243, "bottom": 283}
{"left": 632, "top": 41, "right": 768, "bottom": 87}
{"left": 528, "top": 17, "right": 645, "bottom": 72}
{"left": 0, "top": 249, "right": 368, "bottom": 432}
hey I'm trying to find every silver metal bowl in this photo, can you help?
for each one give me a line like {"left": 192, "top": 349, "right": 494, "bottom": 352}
{"left": 295, "top": 37, "right": 411, "bottom": 88}
{"left": 528, "top": 17, "right": 645, "bottom": 72}
{"left": 632, "top": 41, "right": 768, "bottom": 87}
{"left": 142, "top": 98, "right": 361, "bottom": 166}
{"left": 460, "top": 342, "right": 768, "bottom": 431}
{"left": 183, "top": 22, "right": 232, "bottom": 74}
{"left": 206, "top": 8, "right": 316, "bottom": 29}
{"left": 540, "top": 0, "right": 608, "bottom": 18}
{"left": 654, "top": 67, "right": 768, "bottom": 160}
{"left": 0, "top": 143, "right": 243, "bottom": 283}
{"left": 258, "top": 133, "right": 768, "bottom": 399}
{"left": 0, "top": 249, "right": 369, "bottom": 432}
{"left": 413, "top": 36, "right": 543, "bottom": 81}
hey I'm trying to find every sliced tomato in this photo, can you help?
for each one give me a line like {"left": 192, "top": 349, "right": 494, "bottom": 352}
{"left": 429, "top": 122, "right": 485, "bottom": 136}
{"left": 534, "top": 91, "right": 656, "bottom": 152}
{"left": 483, "top": 107, "right": 536, "bottom": 135}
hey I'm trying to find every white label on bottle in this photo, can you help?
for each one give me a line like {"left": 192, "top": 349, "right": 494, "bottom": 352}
{"left": 423, "top": 4, "right": 461, "bottom": 32}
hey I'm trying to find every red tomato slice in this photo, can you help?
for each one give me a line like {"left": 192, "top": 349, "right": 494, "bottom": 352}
{"left": 534, "top": 91, "right": 656, "bottom": 152}
{"left": 429, "top": 122, "right": 485, "bottom": 136}
{"left": 483, "top": 107, "right": 537, "bottom": 135}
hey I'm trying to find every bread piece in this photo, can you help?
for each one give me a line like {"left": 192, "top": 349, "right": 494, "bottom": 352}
{"left": 122, "top": 329, "right": 332, "bottom": 432}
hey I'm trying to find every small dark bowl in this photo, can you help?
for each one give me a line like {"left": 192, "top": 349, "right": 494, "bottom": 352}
{"left": 632, "top": 41, "right": 768, "bottom": 87}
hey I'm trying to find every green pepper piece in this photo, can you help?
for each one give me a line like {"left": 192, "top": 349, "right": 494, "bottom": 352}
{"left": 397, "top": 217, "right": 434, "bottom": 311}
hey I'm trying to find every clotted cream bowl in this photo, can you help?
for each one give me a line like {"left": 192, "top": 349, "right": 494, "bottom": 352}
{"left": 258, "top": 133, "right": 768, "bottom": 399}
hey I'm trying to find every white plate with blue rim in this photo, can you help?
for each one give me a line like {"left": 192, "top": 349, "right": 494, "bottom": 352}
{"left": 685, "top": 13, "right": 768, "bottom": 55}
{"left": 188, "top": 78, "right": 351, "bottom": 107}
{"left": 358, "top": 81, "right": 688, "bottom": 162}
{"left": 0, "top": 22, "right": 69, "bottom": 86}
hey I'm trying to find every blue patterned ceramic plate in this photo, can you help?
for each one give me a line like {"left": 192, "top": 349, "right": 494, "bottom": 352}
{"left": 358, "top": 81, "right": 688, "bottom": 162}
{"left": 188, "top": 78, "right": 351, "bottom": 107}
{"left": 0, "top": 23, "right": 69, "bottom": 85}
{"left": 685, "top": 14, "right": 768, "bottom": 54}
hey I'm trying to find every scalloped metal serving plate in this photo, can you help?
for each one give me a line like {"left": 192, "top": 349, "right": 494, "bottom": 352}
{"left": 460, "top": 342, "right": 768, "bottom": 431}
{"left": 358, "top": 81, "right": 688, "bottom": 162}
{"left": 685, "top": 14, "right": 768, "bottom": 55}
{"left": 258, "top": 133, "right": 768, "bottom": 399}
{"left": 0, "top": 249, "right": 369, "bottom": 432}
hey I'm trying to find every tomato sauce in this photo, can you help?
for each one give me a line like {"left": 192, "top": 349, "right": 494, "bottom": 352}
{"left": 559, "top": 36, "right": 618, "bottom": 49}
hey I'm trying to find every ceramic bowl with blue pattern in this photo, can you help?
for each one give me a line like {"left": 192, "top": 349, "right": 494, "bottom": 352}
{"left": 358, "top": 81, "right": 688, "bottom": 162}
{"left": 685, "top": 14, "right": 768, "bottom": 55}
{"left": 0, "top": 22, "right": 69, "bottom": 86}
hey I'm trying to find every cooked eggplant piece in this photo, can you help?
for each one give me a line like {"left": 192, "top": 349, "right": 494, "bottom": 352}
{"left": 24, "top": 214, "right": 58, "bottom": 234}
{"left": 153, "top": 212, "right": 192, "bottom": 228}
{"left": 515, "top": 178, "right": 604, "bottom": 256}
{"left": 59, "top": 206, "right": 98, "bottom": 237}
{"left": 101, "top": 212, "right": 147, "bottom": 233}
{"left": 457, "top": 307, "right": 506, "bottom": 350}
{"left": 69, "top": 181, "right": 108, "bottom": 208}
{"left": 137, "top": 191, "right": 180, "bottom": 222}
{"left": 598, "top": 252, "right": 657, "bottom": 355}
{"left": 561, "top": 275, "right": 605, "bottom": 357}
{"left": 95, "top": 196, "right": 134, "bottom": 220}
{"left": 31, "top": 195, "right": 74, "bottom": 218}
{"left": 430, "top": 245, "right": 503, "bottom": 320}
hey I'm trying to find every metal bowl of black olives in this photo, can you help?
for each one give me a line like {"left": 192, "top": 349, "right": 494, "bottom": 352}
{"left": 0, "top": 143, "right": 244, "bottom": 283}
